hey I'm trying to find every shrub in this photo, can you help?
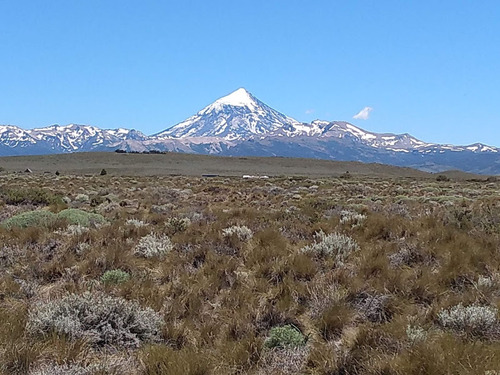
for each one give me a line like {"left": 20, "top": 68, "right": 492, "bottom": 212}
{"left": 350, "top": 292, "right": 393, "bottom": 323}
{"left": 264, "top": 325, "right": 306, "bottom": 349}
{"left": 27, "top": 291, "right": 163, "bottom": 348}
{"left": 3, "top": 188, "right": 61, "bottom": 206}
{"left": 57, "top": 209, "right": 106, "bottom": 227}
{"left": 126, "top": 218, "right": 148, "bottom": 227}
{"left": 339, "top": 210, "right": 367, "bottom": 228}
{"left": 65, "top": 224, "right": 89, "bottom": 236}
{"left": 74, "top": 194, "right": 89, "bottom": 203}
{"left": 166, "top": 217, "right": 191, "bottom": 233}
{"left": 134, "top": 233, "right": 172, "bottom": 258}
{"left": 101, "top": 269, "right": 131, "bottom": 284}
{"left": 100, "top": 168, "right": 107, "bottom": 176}
{"left": 222, "top": 225, "right": 253, "bottom": 241}
{"left": 406, "top": 325, "right": 427, "bottom": 343}
{"left": 436, "top": 174, "right": 450, "bottom": 182}
{"left": 437, "top": 303, "right": 498, "bottom": 338}
{"left": 301, "top": 231, "right": 359, "bottom": 262}
{"left": 1, "top": 210, "right": 56, "bottom": 229}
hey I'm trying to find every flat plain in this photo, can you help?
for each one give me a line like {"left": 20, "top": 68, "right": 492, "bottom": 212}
{"left": 0, "top": 154, "right": 499, "bottom": 374}
{"left": 0, "top": 151, "right": 486, "bottom": 179}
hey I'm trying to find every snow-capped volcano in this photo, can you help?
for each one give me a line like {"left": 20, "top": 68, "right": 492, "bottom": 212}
{"left": 153, "top": 88, "right": 303, "bottom": 140}
{"left": 1, "top": 88, "right": 500, "bottom": 174}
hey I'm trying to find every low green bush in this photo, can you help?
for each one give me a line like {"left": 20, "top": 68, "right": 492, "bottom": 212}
{"left": 101, "top": 269, "right": 131, "bottom": 284}
{"left": 1, "top": 208, "right": 106, "bottom": 229}
{"left": 57, "top": 209, "right": 106, "bottom": 227}
{"left": 264, "top": 325, "right": 306, "bottom": 349}
{"left": 1, "top": 210, "right": 56, "bottom": 229}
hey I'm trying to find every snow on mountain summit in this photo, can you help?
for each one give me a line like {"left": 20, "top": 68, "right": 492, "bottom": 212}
{"left": 201, "top": 88, "right": 258, "bottom": 112}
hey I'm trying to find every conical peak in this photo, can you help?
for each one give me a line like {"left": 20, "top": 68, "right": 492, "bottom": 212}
{"left": 212, "top": 88, "right": 256, "bottom": 108}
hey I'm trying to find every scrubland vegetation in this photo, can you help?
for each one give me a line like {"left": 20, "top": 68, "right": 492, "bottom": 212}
{"left": 0, "top": 171, "right": 499, "bottom": 374}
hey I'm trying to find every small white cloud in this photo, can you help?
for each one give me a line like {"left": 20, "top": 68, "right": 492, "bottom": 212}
{"left": 305, "top": 109, "right": 315, "bottom": 114}
{"left": 353, "top": 106, "right": 373, "bottom": 120}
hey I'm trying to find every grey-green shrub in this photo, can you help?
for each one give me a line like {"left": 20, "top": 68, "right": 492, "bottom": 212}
{"left": 1, "top": 210, "right": 56, "bottom": 229}
{"left": 57, "top": 208, "right": 106, "bottom": 227}
{"left": 101, "top": 269, "right": 131, "bottom": 284}
{"left": 166, "top": 217, "right": 191, "bottom": 233}
{"left": 301, "top": 231, "right": 359, "bottom": 261}
{"left": 437, "top": 303, "right": 498, "bottom": 338}
{"left": 264, "top": 325, "right": 306, "bottom": 349}
{"left": 126, "top": 218, "right": 148, "bottom": 228}
{"left": 134, "top": 233, "right": 172, "bottom": 258}
{"left": 222, "top": 225, "right": 253, "bottom": 241}
{"left": 74, "top": 193, "right": 89, "bottom": 203}
{"left": 406, "top": 325, "right": 427, "bottom": 343}
{"left": 339, "top": 210, "right": 367, "bottom": 228}
{"left": 27, "top": 291, "right": 163, "bottom": 348}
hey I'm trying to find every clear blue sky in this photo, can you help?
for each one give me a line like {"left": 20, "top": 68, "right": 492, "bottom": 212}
{"left": 1, "top": 1, "right": 499, "bottom": 146}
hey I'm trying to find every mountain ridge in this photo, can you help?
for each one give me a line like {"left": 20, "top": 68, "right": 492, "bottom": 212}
{"left": 1, "top": 88, "right": 499, "bottom": 174}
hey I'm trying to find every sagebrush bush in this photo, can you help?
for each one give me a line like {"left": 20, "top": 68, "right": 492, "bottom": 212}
{"left": 57, "top": 208, "right": 106, "bottom": 227}
{"left": 101, "top": 269, "right": 131, "bottom": 284}
{"left": 126, "top": 218, "right": 148, "bottom": 227}
{"left": 264, "top": 325, "right": 306, "bottom": 349}
{"left": 1, "top": 209, "right": 56, "bottom": 229}
{"left": 74, "top": 193, "right": 89, "bottom": 203}
{"left": 340, "top": 210, "right": 367, "bottom": 228}
{"left": 351, "top": 292, "right": 393, "bottom": 323}
{"left": 301, "top": 231, "right": 359, "bottom": 261}
{"left": 406, "top": 325, "right": 427, "bottom": 343}
{"left": 166, "top": 217, "right": 191, "bottom": 233}
{"left": 134, "top": 233, "right": 173, "bottom": 258}
{"left": 27, "top": 291, "right": 163, "bottom": 348}
{"left": 222, "top": 225, "right": 253, "bottom": 241}
{"left": 437, "top": 303, "right": 498, "bottom": 338}
{"left": 65, "top": 224, "right": 89, "bottom": 236}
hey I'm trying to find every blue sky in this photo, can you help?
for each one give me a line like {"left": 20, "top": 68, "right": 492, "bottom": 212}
{"left": 1, "top": 1, "right": 499, "bottom": 146}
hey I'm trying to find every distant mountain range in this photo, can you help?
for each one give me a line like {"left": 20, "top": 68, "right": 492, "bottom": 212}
{"left": 1, "top": 88, "right": 499, "bottom": 174}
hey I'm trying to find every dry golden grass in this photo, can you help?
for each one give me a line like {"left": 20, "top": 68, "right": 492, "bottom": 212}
{"left": 0, "top": 169, "right": 499, "bottom": 374}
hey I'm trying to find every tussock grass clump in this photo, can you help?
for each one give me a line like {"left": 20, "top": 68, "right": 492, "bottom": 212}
{"left": 27, "top": 291, "right": 163, "bottom": 348}
{"left": 437, "top": 303, "right": 498, "bottom": 338}
{"left": 301, "top": 231, "right": 359, "bottom": 261}
{"left": 3, "top": 187, "right": 62, "bottom": 206}
{"left": 134, "top": 233, "right": 172, "bottom": 258}
{"left": 264, "top": 325, "right": 306, "bottom": 349}
{"left": 29, "top": 357, "right": 136, "bottom": 375}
